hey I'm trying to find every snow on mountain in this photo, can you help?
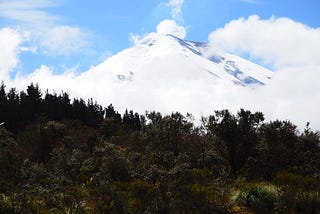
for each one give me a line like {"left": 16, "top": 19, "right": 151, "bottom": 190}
{"left": 80, "top": 34, "right": 272, "bottom": 85}
{"left": 74, "top": 34, "right": 273, "bottom": 114}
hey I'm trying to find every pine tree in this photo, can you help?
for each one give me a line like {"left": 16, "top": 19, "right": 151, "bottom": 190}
{"left": 0, "top": 82, "right": 7, "bottom": 124}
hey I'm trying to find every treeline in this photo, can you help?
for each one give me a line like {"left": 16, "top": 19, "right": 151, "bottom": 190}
{"left": 1, "top": 82, "right": 117, "bottom": 132}
{"left": 0, "top": 83, "right": 142, "bottom": 134}
{"left": 0, "top": 83, "right": 320, "bottom": 213}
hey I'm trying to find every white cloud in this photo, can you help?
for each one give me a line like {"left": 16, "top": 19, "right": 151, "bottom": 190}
{"left": 0, "top": 0, "right": 90, "bottom": 56}
{"left": 240, "top": 0, "right": 257, "bottom": 4}
{"left": 13, "top": 65, "right": 77, "bottom": 93}
{"left": 0, "top": 28, "right": 26, "bottom": 83}
{"left": 208, "top": 15, "right": 320, "bottom": 69}
{"left": 40, "top": 26, "right": 88, "bottom": 56}
{"left": 259, "top": 66, "right": 320, "bottom": 127}
{"left": 129, "top": 33, "right": 141, "bottom": 46}
{"left": 0, "top": 0, "right": 59, "bottom": 27}
{"left": 130, "top": 19, "right": 187, "bottom": 45}
{"left": 167, "top": 0, "right": 184, "bottom": 19}
{"left": 156, "top": 19, "right": 186, "bottom": 38}
{"left": 207, "top": 15, "right": 320, "bottom": 129}
{"left": 0, "top": 0, "right": 56, "bottom": 10}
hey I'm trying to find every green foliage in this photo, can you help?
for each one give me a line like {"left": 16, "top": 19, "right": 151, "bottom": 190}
{"left": 275, "top": 172, "right": 318, "bottom": 190}
{"left": 105, "top": 156, "right": 132, "bottom": 182}
{"left": 172, "top": 183, "right": 231, "bottom": 213}
{"left": 145, "top": 111, "right": 193, "bottom": 157}
{"left": 88, "top": 182, "right": 127, "bottom": 213}
{"left": 0, "top": 127, "right": 20, "bottom": 193}
{"left": 0, "top": 194, "right": 15, "bottom": 213}
{"left": 274, "top": 172, "right": 320, "bottom": 213}
{"left": 235, "top": 183, "right": 279, "bottom": 213}
{"left": 205, "top": 109, "right": 264, "bottom": 176}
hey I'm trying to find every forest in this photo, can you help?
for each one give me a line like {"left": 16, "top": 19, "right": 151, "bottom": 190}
{"left": 0, "top": 82, "right": 320, "bottom": 213}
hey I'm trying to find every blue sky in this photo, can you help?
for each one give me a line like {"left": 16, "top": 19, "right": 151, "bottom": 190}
{"left": 0, "top": 0, "right": 319, "bottom": 75}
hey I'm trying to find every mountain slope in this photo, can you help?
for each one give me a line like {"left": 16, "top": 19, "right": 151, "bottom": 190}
{"left": 75, "top": 34, "right": 273, "bottom": 113}
{"left": 80, "top": 34, "right": 272, "bottom": 87}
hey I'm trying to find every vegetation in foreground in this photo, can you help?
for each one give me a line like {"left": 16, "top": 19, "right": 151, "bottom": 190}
{"left": 0, "top": 83, "right": 320, "bottom": 213}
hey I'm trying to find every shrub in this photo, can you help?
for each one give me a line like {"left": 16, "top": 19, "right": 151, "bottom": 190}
{"left": 172, "top": 184, "right": 231, "bottom": 213}
{"left": 275, "top": 172, "right": 320, "bottom": 213}
{"left": 235, "top": 183, "right": 279, "bottom": 213}
{"left": 0, "top": 194, "right": 15, "bottom": 213}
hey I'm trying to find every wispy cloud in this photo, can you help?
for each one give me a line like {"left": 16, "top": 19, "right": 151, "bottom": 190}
{"left": 240, "top": 0, "right": 258, "bottom": 4}
{"left": 0, "top": 0, "right": 60, "bottom": 27}
{"left": 40, "top": 26, "right": 89, "bottom": 56}
{"left": 131, "top": 0, "right": 187, "bottom": 45}
{"left": 167, "top": 0, "right": 184, "bottom": 20}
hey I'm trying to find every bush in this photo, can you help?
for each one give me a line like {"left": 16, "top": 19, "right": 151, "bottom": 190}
{"left": 235, "top": 183, "right": 279, "bottom": 213}
{"left": 275, "top": 172, "right": 320, "bottom": 213}
{"left": 172, "top": 184, "right": 231, "bottom": 213}
{"left": 0, "top": 194, "right": 15, "bottom": 213}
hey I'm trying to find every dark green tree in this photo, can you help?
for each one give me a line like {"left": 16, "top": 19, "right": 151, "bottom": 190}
{"left": 206, "top": 109, "right": 264, "bottom": 176}
{"left": 295, "top": 123, "right": 320, "bottom": 175}
{"left": 0, "top": 82, "right": 7, "bottom": 125}
{"left": 6, "top": 88, "right": 20, "bottom": 132}
{"left": 258, "top": 120, "right": 298, "bottom": 179}
{"left": 144, "top": 112, "right": 193, "bottom": 169}
{"left": 123, "top": 109, "right": 141, "bottom": 131}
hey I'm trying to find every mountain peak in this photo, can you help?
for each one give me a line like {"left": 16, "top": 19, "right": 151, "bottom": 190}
{"left": 75, "top": 35, "right": 274, "bottom": 114}
{"left": 86, "top": 34, "right": 272, "bottom": 89}
{"left": 128, "top": 34, "right": 272, "bottom": 86}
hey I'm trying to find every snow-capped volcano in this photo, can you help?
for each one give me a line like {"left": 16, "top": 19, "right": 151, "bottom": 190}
{"left": 72, "top": 34, "right": 273, "bottom": 114}
{"left": 80, "top": 34, "right": 272, "bottom": 88}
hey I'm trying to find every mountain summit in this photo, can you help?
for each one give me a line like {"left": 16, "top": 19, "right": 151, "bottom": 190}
{"left": 82, "top": 34, "right": 272, "bottom": 87}
{"left": 76, "top": 34, "right": 273, "bottom": 113}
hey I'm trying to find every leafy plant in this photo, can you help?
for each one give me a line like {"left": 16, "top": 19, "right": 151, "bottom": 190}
{"left": 235, "top": 183, "right": 279, "bottom": 213}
